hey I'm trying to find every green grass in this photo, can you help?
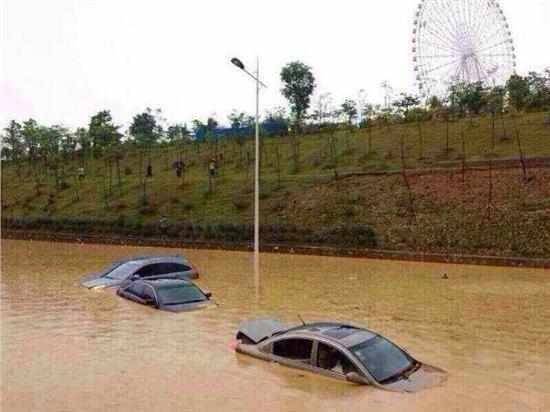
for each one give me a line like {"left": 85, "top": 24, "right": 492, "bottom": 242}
{"left": 2, "top": 111, "right": 550, "bottom": 258}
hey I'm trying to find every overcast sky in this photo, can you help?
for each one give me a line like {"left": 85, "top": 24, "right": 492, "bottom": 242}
{"left": 1, "top": 0, "right": 549, "bottom": 130}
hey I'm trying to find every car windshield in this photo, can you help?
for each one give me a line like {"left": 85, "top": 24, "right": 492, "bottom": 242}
{"left": 103, "top": 263, "right": 134, "bottom": 280}
{"left": 156, "top": 284, "right": 207, "bottom": 305}
{"left": 350, "top": 335, "right": 414, "bottom": 383}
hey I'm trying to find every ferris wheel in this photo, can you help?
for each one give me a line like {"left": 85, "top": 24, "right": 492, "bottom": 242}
{"left": 412, "top": 0, "right": 517, "bottom": 97}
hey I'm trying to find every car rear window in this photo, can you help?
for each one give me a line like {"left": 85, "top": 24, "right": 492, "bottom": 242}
{"left": 103, "top": 263, "right": 134, "bottom": 280}
{"left": 156, "top": 284, "right": 206, "bottom": 305}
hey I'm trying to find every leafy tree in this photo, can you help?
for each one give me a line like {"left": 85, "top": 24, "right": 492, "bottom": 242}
{"left": 280, "top": 61, "right": 316, "bottom": 130}
{"left": 486, "top": 86, "right": 506, "bottom": 115}
{"left": 526, "top": 71, "right": 550, "bottom": 109}
{"left": 262, "top": 107, "right": 288, "bottom": 136}
{"left": 60, "top": 129, "right": 77, "bottom": 156}
{"left": 88, "top": 110, "right": 121, "bottom": 151}
{"left": 341, "top": 98, "right": 358, "bottom": 125}
{"left": 129, "top": 107, "right": 163, "bottom": 145}
{"left": 167, "top": 123, "right": 190, "bottom": 143}
{"left": 2, "top": 120, "right": 23, "bottom": 161}
{"left": 21, "top": 119, "right": 40, "bottom": 159}
{"left": 192, "top": 116, "right": 219, "bottom": 141}
{"left": 206, "top": 117, "right": 218, "bottom": 132}
{"left": 311, "top": 93, "right": 333, "bottom": 126}
{"left": 393, "top": 93, "right": 420, "bottom": 120}
{"left": 449, "top": 82, "right": 485, "bottom": 115}
{"left": 427, "top": 96, "right": 444, "bottom": 111}
{"left": 360, "top": 103, "right": 376, "bottom": 127}
{"left": 506, "top": 74, "right": 530, "bottom": 111}
{"left": 228, "top": 111, "right": 246, "bottom": 130}
{"left": 75, "top": 127, "right": 91, "bottom": 153}
{"left": 39, "top": 125, "right": 66, "bottom": 157}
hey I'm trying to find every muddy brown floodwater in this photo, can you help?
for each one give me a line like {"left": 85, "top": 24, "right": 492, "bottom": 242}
{"left": 1, "top": 239, "right": 549, "bottom": 411}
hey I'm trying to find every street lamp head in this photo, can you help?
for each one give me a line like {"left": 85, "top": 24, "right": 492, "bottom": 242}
{"left": 231, "top": 57, "right": 245, "bottom": 71}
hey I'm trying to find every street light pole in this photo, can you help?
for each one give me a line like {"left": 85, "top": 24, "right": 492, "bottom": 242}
{"left": 254, "top": 57, "right": 260, "bottom": 262}
{"left": 230, "top": 57, "right": 266, "bottom": 271}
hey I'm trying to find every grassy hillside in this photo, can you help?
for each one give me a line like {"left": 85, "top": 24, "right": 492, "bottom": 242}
{"left": 2, "top": 112, "right": 550, "bottom": 258}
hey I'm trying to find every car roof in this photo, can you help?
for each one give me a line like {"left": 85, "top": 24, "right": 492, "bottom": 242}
{"left": 114, "top": 255, "right": 188, "bottom": 265}
{"left": 141, "top": 278, "right": 194, "bottom": 288}
{"left": 283, "top": 322, "right": 377, "bottom": 348}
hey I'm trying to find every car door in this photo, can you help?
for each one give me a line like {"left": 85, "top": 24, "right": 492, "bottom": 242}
{"left": 142, "top": 285, "right": 158, "bottom": 307}
{"left": 269, "top": 337, "right": 314, "bottom": 372}
{"left": 121, "top": 282, "right": 147, "bottom": 304}
{"left": 313, "top": 341, "right": 363, "bottom": 382}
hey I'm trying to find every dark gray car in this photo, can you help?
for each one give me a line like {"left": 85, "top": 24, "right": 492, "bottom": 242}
{"left": 117, "top": 278, "right": 214, "bottom": 312}
{"left": 80, "top": 255, "right": 198, "bottom": 289}
{"left": 235, "top": 319, "right": 447, "bottom": 393}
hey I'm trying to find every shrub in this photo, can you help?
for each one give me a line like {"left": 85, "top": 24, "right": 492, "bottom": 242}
{"left": 139, "top": 204, "right": 157, "bottom": 215}
{"left": 232, "top": 195, "right": 250, "bottom": 211}
{"left": 319, "top": 225, "right": 377, "bottom": 248}
{"left": 181, "top": 201, "right": 194, "bottom": 211}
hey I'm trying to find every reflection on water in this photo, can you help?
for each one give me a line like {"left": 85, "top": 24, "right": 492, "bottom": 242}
{"left": 1, "top": 239, "right": 549, "bottom": 411}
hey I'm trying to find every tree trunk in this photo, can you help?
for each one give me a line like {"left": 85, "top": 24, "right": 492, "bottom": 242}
{"left": 400, "top": 132, "right": 416, "bottom": 222}
{"left": 513, "top": 117, "right": 528, "bottom": 182}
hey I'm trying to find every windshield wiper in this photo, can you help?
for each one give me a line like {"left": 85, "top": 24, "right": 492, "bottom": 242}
{"left": 164, "top": 299, "right": 205, "bottom": 305}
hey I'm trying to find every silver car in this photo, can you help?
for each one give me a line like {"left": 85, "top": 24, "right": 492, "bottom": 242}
{"left": 235, "top": 319, "right": 447, "bottom": 393}
{"left": 80, "top": 255, "right": 199, "bottom": 289}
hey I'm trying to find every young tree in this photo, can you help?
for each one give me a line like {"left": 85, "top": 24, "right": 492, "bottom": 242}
{"left": 526, "top": 70, "right": 550, "bottom": 110}
{"left": 393, "top": 93, "right": 420, "bottom": 120}
{"left": 427, "top": 95, "right": 443, "bottom": 111}
{"left": 311, "top": 93, "right": 333, "bottom": 126}
{"left": 88, "top": 110, "right": 121, "bottom": 152}
{"left": 262, "top": 107, "right": 288, "bottom": 137}
{"left": 129, "top": 107, "right": 163, "bottom": 145}
{"left": 341, "top": 98, "right": 358, "bottom": 125}
{"left": 280, "top": 61, "right": 316, "bottom": 130}
{"left": 2, "top": 120, "right": 23, "bottom": 162}
{"left": 449, "top": 82, "right": 487, "bottom": 115}
{"left": 506, "top": 74, "right": 530, "bottom": 111}
{"left": 228, "top": 111, "right": 246, "bottom": 130}
{"left": 486, "top": 86, "right": 506, "bottom": 149}
{"left": 21, "top": 119, "right": 40, "bottom": 160}
{"left": 167, "top": 123, "right": 190, "bottom": 143}
{"left": 75, "top": 127, "right": 91, "bottom": 153}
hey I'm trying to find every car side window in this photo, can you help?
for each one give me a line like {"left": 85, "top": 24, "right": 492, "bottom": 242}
{"left": 272, "top": 339, "right": 313, "bottom": 363}
{"left": 161, "top": 263, "right": 191, "bottom": 273}
{"left": 134, "top": 264, "right": 155, "bottom": 277}
{"left": 134, "top": 263, "right": 190, "bottom": 278}
{"left": 316, "top": 342, "right": 358, "bottom": 375}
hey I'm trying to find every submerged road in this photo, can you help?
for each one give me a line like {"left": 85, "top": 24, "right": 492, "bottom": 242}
{"left": 1, "top": 239, "right": 549, "bottom": 411}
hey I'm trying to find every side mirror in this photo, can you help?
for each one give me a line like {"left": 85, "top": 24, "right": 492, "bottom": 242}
{"left": 204, "top": 291, "right": 212, "bottom": 299}
{"left": 131, "top": 274, "right": 140, "bottom": 281}
{"left": 346, "top": 372, "right": 367, "bottom": 385}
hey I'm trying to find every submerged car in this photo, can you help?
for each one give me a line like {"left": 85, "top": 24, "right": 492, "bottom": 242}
{"left": 116, "top": 278, "right": 214, "bottom": 312}
{"left": 235, "top": 319, "right": 446, "bottom": 393}
{"left": 80, "top": 255, "right": 198, "bottom": 289}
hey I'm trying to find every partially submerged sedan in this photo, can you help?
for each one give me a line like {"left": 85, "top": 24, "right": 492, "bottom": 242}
{"left": 235, "top": 319, "right": 446, "bottom": 393}
{"left": 117, "top": 278, "right": 214, "bottom": 312}
{"left": 80, "top": 255, "right": 198, "bottom": 289}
